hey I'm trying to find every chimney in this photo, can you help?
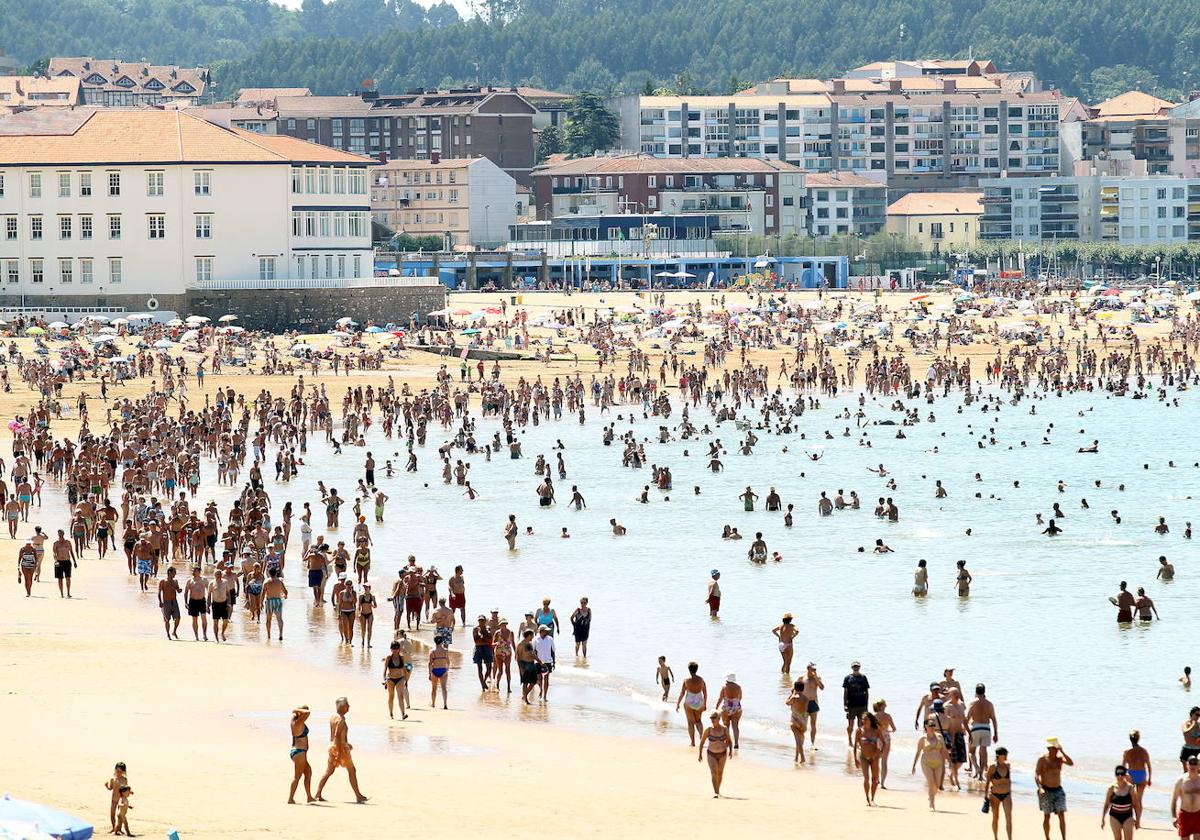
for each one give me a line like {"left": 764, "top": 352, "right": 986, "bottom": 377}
{"left": 431, "top": 151, "right": 441, "bottom": 164}
{"left": 377, "top": 151, "right": 388, "bottom": 164}
{"left": 942, "top": 79, "right": 957, "bottom": 93}
{"left": 831, "top": 79, "right": 846, "bottom": 95}
{"left": 888, "top": 79, "right": 902, "bottom": 94}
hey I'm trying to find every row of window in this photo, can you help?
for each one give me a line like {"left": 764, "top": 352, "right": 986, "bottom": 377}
{"left": 289, "top": 167, "right": 368, "bottom": 196}
{"left": 290, "top": 211, "right": 370, "bottom": 239}
{"left": 294, "top": 253, "right": 363, "bottom": 280}
{"left": 3, "top": 257, "right": 122, "bottom": 284}
{"left": 374, "top": 188, "right": 461, "bottom": 203}
{"left": 1, "top": 170, "right": 212, "bottom": 200}
{"left": 4, "top": 213, "right": 192, "bottom": 241}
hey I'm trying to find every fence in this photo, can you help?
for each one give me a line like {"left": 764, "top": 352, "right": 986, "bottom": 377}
{"left": 189, "top": 276, "right": 441, "bottom": 291}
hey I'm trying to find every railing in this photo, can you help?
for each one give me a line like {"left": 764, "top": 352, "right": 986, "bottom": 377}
{"left": 189, "top": 276, "right": 440, "bottom": 291}
{"left": 503, "top": 239, "right": 726, "bottom": 258}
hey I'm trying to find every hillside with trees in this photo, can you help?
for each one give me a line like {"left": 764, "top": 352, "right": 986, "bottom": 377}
{"left": 6, "top": 0, "right": 1199, "bottom": 103}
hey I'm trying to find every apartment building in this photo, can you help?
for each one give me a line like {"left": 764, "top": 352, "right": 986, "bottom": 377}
{"left": 275, "top": 87, "right": 537, "bottom": 186}
{"left": 886, "top": 191, "right": 982, "bottom": 250}
{"left": 371, "top": 156, "right": 518, "bottom": 248}
{"left": 47, "top": 58, "right": 209, "bottom": 106}
{"left": 803, "top": 173, "right": 887, "bottom": 237}
{"left": 533, "top": 154, "right": 807, "bottom": 236}
{"left": 1070, "top": 91, "right": 1176, "bottom": 175}
{"left": 614, "top": 81, "right": 1066, "bottom": 190}
{"left": 0, "top": 108, "right": 374, "bottom": 302}
{"left": 979, "top": 174, "right": 1200, "bottom": 244}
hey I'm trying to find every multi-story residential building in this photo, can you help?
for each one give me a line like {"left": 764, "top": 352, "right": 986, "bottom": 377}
{"left": 979, "top": 174, "right": 1200, "bottom": 244}
{"left": 1071, "top": 92, "right": 1176, "bottom": 175}
{"left": 275, "top": 87, "right": 537, "bottom": 186}
{"left": 613, "top": 79, "right": 1067, "bottom": 190}
{"left": 533, "top": 154, "right": 807, "bottom": 236}
{"left": 1167, "top": 97, "right": 1200, "bottom": 177}
{"left": 188, "top": 104, "right": 278, "bottom": 135}
{"left": 803, "top": 173, "right": 887, "bottom": 237}
{"left": 47, "top": 58, "right": 209, "bottom": 106}
{"left": 0, "top": 108, "right": 373, "bottom": 303}
{"left": 886, "top": 191, "right": 982, "bottom": 251}
{"left": 371, "top": 156, "right": 518, "bottom": 248}
{"left": 0, "top": 76, "right": 81, "bottom": 113}
{"left": 516, "top": 87, "right": 572, "bottom": 129}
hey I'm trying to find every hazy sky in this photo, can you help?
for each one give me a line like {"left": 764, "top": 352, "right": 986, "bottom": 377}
{"left": 273, "top": 0, "right": 476, "bottom": 18}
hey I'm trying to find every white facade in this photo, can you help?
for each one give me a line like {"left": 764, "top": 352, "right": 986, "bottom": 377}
{"left": 0, "top": 162, "right": 372, "bottom": 298}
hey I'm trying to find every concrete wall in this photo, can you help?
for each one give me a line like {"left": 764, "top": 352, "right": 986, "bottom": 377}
{"left": 183, "top": 285, "right": 446, "bottom": 332}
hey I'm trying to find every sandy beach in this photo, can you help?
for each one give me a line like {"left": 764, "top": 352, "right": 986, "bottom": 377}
{"left": 3, "top": 287, "right": 1186, "bottom": 838}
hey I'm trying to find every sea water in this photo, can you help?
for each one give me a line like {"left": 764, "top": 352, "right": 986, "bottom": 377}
{"left": 96, "top": 384, "right": 1200, "bottom": 810}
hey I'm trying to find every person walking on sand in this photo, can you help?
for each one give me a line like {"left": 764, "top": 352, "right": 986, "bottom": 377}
{"left": 382, "top": 641, "right": 409, "bottom": 720}
{"left": 1122, "top": 730, "right": 1152, "bottom": 824}
{"left": 843, "top": 660, "right": 870, "bottom": 747}
{"left": 786, "top": 680, "right": 808, "bottom": 764}
{"left": 429, "top": 638, "right": 452, "bottom": 709}
{"left": 1036, "top": 737, "right": 1073, "bottom": 840}
{"left": 16, "top": 538, "right": 36, "bottom": 596}
{"left": 1101, "top": 765, "right": 1137, "bottom": 839}
{"left": 315, "top": 697, "right": 367, "bottom": 803}
{"left": 263, "top": 568, "right": 288, "bottom": 641}
{"left": 983, "top": 747, "right": 1014, "bottom": 840}
{"left": 676, "top": 662, "right": 709, "bottom": 746}
{"left": 51, "top": 528, "right": 76, "bottom": 598}
{"left": 288, "top": 705, "right": 314, "bottom": 804}
{"left": 698, "top": 711, "right": 731, "bottom": 798}
{"left": 968, "top": 683, "right": 1000, "bottom": 780}
{"left": 855, "top": 711, "right": 884, "bottom": 805}
{"left": 803, "top": 662, "right": 825, "bottom": 748}
{"left": 912, "top": 718, "right": 948, "bottom": 811}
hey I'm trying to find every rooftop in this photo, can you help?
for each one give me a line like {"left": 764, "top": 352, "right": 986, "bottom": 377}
{"left": 888, "top": 191, "right": 983, "bottom": 216}
{"left": 0, "top": 76, "right": 81, "bottom": 107}
{"left": 1093, "top": 91, "right": 1176, "bottom": 119}
{"left": 48, "top": 57, "right": 208, "bottom": 98}
{"left": 236, "top": 87, "right": 312, "bottom": 104}
{"left": 0, "top": 108, "right": 372, "bottom": 165}
{"left": 805, "top": 172, "right": 886, "bottom": 188}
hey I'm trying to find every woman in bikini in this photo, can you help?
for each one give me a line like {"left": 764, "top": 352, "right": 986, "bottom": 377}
{"left": 244, "top": 562, "right": 265, "bottom": 623}
{"left": 1101, "top": 765, "right": 1137, "bottom": 839}
{"left": 492, "top": 619, "right": 515, "bottom": 693}
{"left": 358, "top": 583, "right": 377, "bottom": 648}
{"left": 855, "top": 711, "right": 883, "bottom": 805}
{"left": 873, "top": 698, "right": 897, "bottom": 788}
{"left": 716, "top": 674, "right": 743, "bottom": 750}
{"left": 288, "top": 706, "right": 314, "bottom": 804}
{"left": 983, "top": 746, "right": 1013, "bottom": 839}
{"left": 428, "top": 640, "right": 451, "bottom": 710}
{"left": 697, "top": 711, "right": 731, "bottom": 798}
{"left": 674, "top": 661, "right": 708, "bottom": 747}
{"left": 912, "top": 718, "right": 949, "bottom": 811}
{"left": 381, "top": 641, "right": 409, "bottom": 720}
{"left": 786, "top": 679, "right": 808, "bottom": 764}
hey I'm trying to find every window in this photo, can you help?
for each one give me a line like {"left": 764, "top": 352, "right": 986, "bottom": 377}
{"left": 30, "top": 258, "right": 43, "bottom": 284}
{"left": 348, "top": 212, "right": 367, "bottom": 237}
{"left": 337, "top": 255, "right": 346, "bottom": 278}
{"left": 449, "top": 189, "right": 459, "bottom": 203}
{"left": 148, "top": 214, "right": 166, "bottom": 239}
{"left": 29, "top": 172, "right": 42, "bottom": 198}
{"left": 296, "top": 256, "right": 305, "bottom": 279}
{"left": 310, "top": 255, "right": 318, "bottom": 278}
{"left": 146, "top": 171, "right": 164, "bottom": 197}
{"left": 333, "top": 168, "right": 346, "bottom": 194}
{"left": 306, "top": 118, "right": 316, "bottom": 131}
{"left": 79, "top": 258, "right": 94, "bottom": 284}
{"left": 4, "top": 217, "right": 15, "bottom": 240}
{"left": 291, "top": 167, "right": 302, "bottom": 193}
{"left": 353, "top": 254, "right": 361, "bottom": 276}
{"left": 59, "top": 258, "right": 73, "bottom": 283}
{"left": 319, "top": 168, "right": 330, "bottom": 194}
{"left": 108, "top": 171, "right": 120, "bottom": 196}
{"left": 647, "top": 175, "right": 657, "bottom": 188}
{"left": 30, "top": 216, "right": 42, "bottom": 240}
{"left": 324, "top": 255, "right": 333, "bottom": 277}
{"left": 0, "top": 173, "right": 4, "bottom": 197}
{"left": 305, "top": 168, "right": 316, "bottom": 193}
{"left": 349, "top": 169, "right": 366, "bottom": 194}
{"left": 58, "top": 172, "right": 71, "bottom": 197}
{"left": 5, "top": 260, "right": 17, "bottom": 283}
{"left": 319, "top": 212, "right": 330, "bottom": 237}
{"left": 79, "top": 172, "right": 92, "bottom": 196}
{"left": 108, "top": 214, "right": 122, "bottom": 239}
{"left": 194, "top": 170, "right": 211, "bottom": 196}
{"left": 259, "top": 257, "right": 276, "bottom": 281}
{"left": 59, "top": 216, "right": 72, "bottom": 239}
{"left": 304, "top": 212, "right": 316, "bottom": 237}
{"left": 194, "top": 214, "right": 213, "bottom": 239}
{"left": 195, "top": 257, "right": 213, "bottom": 282}
{"left": 108, "top": 257, "right": 122, "bottom": 283}
{"left": 292, "top": 212, "right": 303, "bottom": 237}
{"left": 334, "top": 212, "right": 347, "bottom": 237}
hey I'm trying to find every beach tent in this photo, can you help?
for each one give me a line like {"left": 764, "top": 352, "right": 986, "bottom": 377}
{"left": 217, "top": 314, "right": 238, "bottom": 322}
{"left": 0, "top": 796, "right": 92, "bottom": 839}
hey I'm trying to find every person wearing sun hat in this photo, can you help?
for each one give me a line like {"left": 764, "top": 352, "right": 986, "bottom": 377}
{"left": 1035, "top": 737, "right": 1073, "bottom": 838}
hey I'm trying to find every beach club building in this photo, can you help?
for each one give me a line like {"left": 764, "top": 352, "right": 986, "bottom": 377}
{"left": 0, "top": 108, "right": 377, "bottom": 312}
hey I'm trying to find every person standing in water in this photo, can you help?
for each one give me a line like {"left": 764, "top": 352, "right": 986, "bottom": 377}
{"left": 1122, "top": 730, "right": 1152, "bottom": 825}
{"left": 706, "top": 570, "right": 721, "bottom": 617}
{"left": 772, "top": 613, "right": 798, "bottom": 672}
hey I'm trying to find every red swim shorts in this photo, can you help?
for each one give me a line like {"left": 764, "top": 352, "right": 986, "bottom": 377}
{"left": 449, "top": 592, "right": 465, "bottom": 609}
{"left": 1180, "top": 809, "right": 1200, "bottom": 837}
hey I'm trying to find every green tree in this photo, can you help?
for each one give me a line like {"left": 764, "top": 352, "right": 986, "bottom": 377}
{"left": 563, "top": 92, "right": 619, "bottom": 157}
{"left": 536, "top": 124, "right": 564, "bottom": 162}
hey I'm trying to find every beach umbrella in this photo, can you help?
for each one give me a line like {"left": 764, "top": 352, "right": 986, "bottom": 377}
{"left": 1186, "top": 291, "right": 1200, "bottom": 301}
{"left": 217, "top": 314, "right": 238, "bottom": 323}
{"left": 126, "top": 313, "right": 154, "bottom": 321}
{"left": 426, "top": 308, "right": 452, "bottom": 316}
{"left": 109, "top": 318, "right": 128, "bottom": 326}
{"left": 910, "top": 294, "right": 929, "bottom": 301}
{"left": 89, "top": 335, "right": 116, "bottom": 344}
{"left": 461, "top": 328, "right": 481, "bottom": 335}
{"left": 483, "top": 307, "right": 502, "bottom": 314}
{"left": 46, "top": 322, "right": 69, "bottom": 330}
{"left": 0, "top": 795, "right": 92, "bottom": 839}
{"left": 180, "top": 330, "right": 200, "bottom": 341}
{"left": 329, "top": 330, "right": 351, "bottom": 338}
{"left": 1102, "top": 288, "right": 1122, "bottom": 296}
{"left": 222, "top": 326, "right": 245, "bottom": 334}
{"left": 153, "top": 339, "right": 174, "bottom": 348}
{"left": 654, "top": 271, "right": 675, "bottom": 278}
{"left": 335, "top": 316, "right": 357, "bottom": 326}
{"left": 24, "top": 327, "right": 45, "bottom": 335}
{"left": 81, "top": 314, "right": 109, "bottom": 323}
{"left": 365, "top": 325, "right": 385, "bottom": 334}
{"left": 0, "top": 819, "right": 57, "bottom": 839}
{"left": 97, "top": 326, "right": 117, "bottom": 334}
{"left": 165, "top": 318, "right": 184, "bottom": 327}
{"left": 451, "top": 308, "right": 471, "bottom": 316}
{"left": 185, "top": 315, "right": 210, "bottom": 324}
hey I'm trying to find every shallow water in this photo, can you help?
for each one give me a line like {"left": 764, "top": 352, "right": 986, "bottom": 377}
{"left": 98, "top": 383, "right": 1200, "bottom": 811}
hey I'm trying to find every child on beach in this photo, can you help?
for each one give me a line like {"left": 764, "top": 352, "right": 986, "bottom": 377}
{"left": 105, "top": 761, "right": 133, "bottom": 836}
{"left": 656, "top": 656, "right": 675, "bottom": 701}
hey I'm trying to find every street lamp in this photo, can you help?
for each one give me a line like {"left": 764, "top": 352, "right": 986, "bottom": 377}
{"left": 483, "top": 204, "right": 491, "bottom": 249}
